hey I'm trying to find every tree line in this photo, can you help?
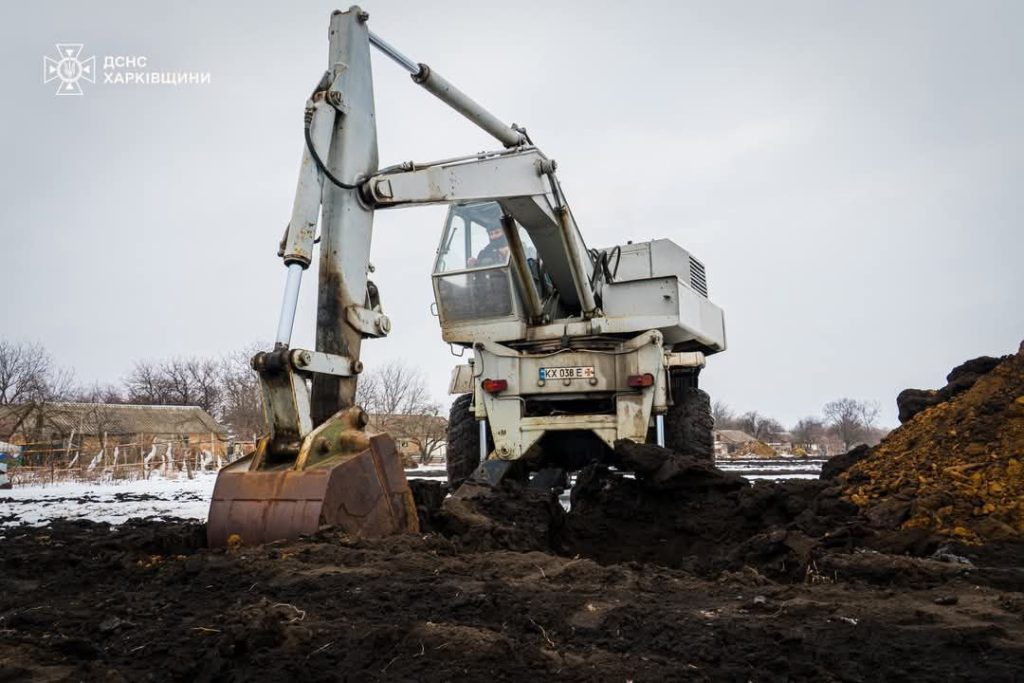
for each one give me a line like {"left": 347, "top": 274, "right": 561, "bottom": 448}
{"left": 0, "top": 339, "right": 265, "bottom": 442}
{"left": 712, "top": 397, "right": 886, "bottom": 453}
{"left": 0, "top": 338, "right": 445, "bottom": 461}
{"left": 3, "top": 336, "right": 884, "bottom": 459}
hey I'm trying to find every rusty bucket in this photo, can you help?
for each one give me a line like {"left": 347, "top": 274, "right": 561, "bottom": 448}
{"left": 207, "top": 433, "right": 419, "bottom": 547}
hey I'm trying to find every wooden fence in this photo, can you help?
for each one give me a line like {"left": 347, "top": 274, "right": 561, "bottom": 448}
{"left": 6, "top": 438, "right": 257, "bottom": 486}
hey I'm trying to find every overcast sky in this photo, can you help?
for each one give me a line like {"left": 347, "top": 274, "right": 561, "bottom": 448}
{"left": 2, "top": 0, "right": 1021, "bottom": 428}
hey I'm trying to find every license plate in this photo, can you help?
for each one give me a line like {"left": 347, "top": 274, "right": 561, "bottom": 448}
{"left": 539, "top": 366, "right": 596, "bottom": 381}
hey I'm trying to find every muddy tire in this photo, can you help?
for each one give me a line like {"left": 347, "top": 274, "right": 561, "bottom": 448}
{"left": 664, "top": 377, "right": 714, "bottom": 461}
{"left": 446, "top": 394, "right": 491, "bottom": 489}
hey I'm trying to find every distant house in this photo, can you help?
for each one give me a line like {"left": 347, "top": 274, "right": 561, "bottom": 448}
{"left": 714, "top": 429, "right": 777, "bottom": 458}
{"left": 714, "top": 429, "right": 757, "bottom": 452}
{"left": 0, "top": 402, "right": 229, "bottom": 459}
{"left": 367, "top": 413, "right": 447, "bottom": 464}
{"left": 766, "top": 431, "right": 795, "bottom": 455}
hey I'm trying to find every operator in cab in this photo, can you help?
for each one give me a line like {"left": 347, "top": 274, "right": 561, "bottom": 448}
{"left": 466, "top": 224, "right": 509, "bottom": 267}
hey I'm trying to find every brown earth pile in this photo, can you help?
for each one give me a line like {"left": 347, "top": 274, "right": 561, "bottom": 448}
{"left": 421, "top": 442, "right": 936, "bottom": 580}
{"left": 897, "top": 355, "right": 1008, "bottom": 423}
{"left": 840, "top": 341, "right": 1024, "bottom": 543}
{"left": 556, "top": 442, "right": 859, "bottom": 578}
{"left": 734, "top": 440, "right": 777, "bottom": 458}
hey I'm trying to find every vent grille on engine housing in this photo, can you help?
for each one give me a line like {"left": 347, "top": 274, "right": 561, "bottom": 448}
{"left": 689, "top": 256, "right": 708, "bottom": 297}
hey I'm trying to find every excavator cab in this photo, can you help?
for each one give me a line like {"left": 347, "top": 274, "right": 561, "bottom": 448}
{"left": 432, "top": 201, "right": 543, "bottom": 332}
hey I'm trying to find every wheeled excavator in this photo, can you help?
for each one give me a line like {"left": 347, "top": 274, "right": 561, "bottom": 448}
{"left": 207, "top": 7, "right": 727, "bottom": 547}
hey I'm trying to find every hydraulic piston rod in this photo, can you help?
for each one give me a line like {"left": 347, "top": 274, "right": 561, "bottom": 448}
{"left": 368, "top": 31, "right": 418, "bottom": 74}
{"left": 275, "top": 263, "right": 304, "bottom": 346}
{"left": 368, "top": 31, "right": 526, "bottom": 149}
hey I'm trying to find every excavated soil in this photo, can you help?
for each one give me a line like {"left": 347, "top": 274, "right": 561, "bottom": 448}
{"left": 841, "top": 341, "right": 1024, "bottom": 543}
{"left": 3, "top": 343, "right": 1024, "bottom": 680}
{"left": 4, "top": 440, "right": 1024, "bottom": 682}
{"left": 2, "top": 517, "right": 1023, "bottom": 682}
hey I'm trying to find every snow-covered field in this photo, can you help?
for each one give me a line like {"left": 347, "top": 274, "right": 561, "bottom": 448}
{"left": 1, "top": 459, "right": 821, "bottom": 528}
{"left": 0, "top": 469, "right": 450, "bottom": 528}
{"left": 0, "top": 473, "right": 217, "bottom": 527}
{"left": 718, "top": 458, "right": 825, "bottom": 480}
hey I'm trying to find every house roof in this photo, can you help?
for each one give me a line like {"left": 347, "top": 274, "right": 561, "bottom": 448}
{"left": 0, "top": 403, "right": 228, "bottom": 437}
{"left": 714, "top": 429, "right": 758, "bottom": 444}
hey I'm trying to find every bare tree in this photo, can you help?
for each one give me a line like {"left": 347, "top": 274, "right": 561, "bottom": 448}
{"left": 72, "top": 382, "right": 125, "bottom": 404}
{"left": 0, "top": 340, "right": 50, "bottom": 406}
{"left": 357, "top": 361, "right": 437, "bottom": 429}
{"left": 124, "top": 357, "right": 221, "bottom": 415}
{"left": 401, "top": 410, "right": 448, "bottom": 464}
{"left": 0, "top": 339, "right": 75, "bottom": 441}
{"left": 159, "top": 358, "right": 198, "bottom": 408}
{"left": 791, "top": 416, "right": 826, "bottom": 447}
{"left": 183, "top": 358, "right": 221, "bottom": 415}
{"left": 823, "top": 398, "right": 880, "bottom": 451}
{"left": 736, "top": 411, "right": 784, "bottom": 442}
{"left": 711, "top": 400, "right": 736, "bottom": 429}
{"left": 219, "top": 347, "right": 264, "bottom": 439}
{"left": 357, "top": 360, "right": 445, "bottom": 461}
{"left": 125, "top": 360, "right": 171, "bottom": 405}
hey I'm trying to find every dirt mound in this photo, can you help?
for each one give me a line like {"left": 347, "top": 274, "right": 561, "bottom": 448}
{"left": 553, "top": 442, "right": 865, "bottom": 579}
{"left": 897, "top": 355, "right": 1008, "bottom": 423}
{"left": 560, "top": 465, "right": 845, "bottom": 575}
{"left": 438, "top": 480, "right": 565, "bottom": 553}
{"left": 841, "top": 340, "right": 1024, "bottom": 543}
{"left": 413, "top": 439, "right": 1020, "bottom": 583}
{"left": 414, "top": 442, "right": 867, "bottom": 580}
{"left": 734, "top": 439, "right": 778, "bottom": 457}
{"left": 3, "top": 518, "right": 1023, "bottom": 681}
{"left": 820, "top": 443, "right": 871, "bottom": 479}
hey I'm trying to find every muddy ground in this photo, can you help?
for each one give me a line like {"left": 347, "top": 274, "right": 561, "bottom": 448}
{"left": 7, "top": 347, "right": 1023, "bottom": 680}
{"left": 2, "top": 466, "right": 1023, "bottom": 681}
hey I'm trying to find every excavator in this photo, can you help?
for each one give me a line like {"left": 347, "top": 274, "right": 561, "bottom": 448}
{"left": 207, "top": 7, "right": 727, "bottom": 547}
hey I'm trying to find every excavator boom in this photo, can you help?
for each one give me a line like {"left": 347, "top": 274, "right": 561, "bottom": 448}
{"left": 208, "top": 7, "right": 412, "bottom": 547}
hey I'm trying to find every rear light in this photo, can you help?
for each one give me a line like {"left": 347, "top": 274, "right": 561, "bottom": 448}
{"left": 627, "top": 373, "right": 655, "bottom": 388}
{"left": 481, "top": 378, "right": 508, "bottom": 394}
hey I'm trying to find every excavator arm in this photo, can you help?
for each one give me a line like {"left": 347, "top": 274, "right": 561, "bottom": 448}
{"left": 208, "top": 8, "right": 402, "bottom": 547}
{"left": 208, "top": 5, "right": 599, "bottom": 547}
{"left": 362, "top": 148, "right": 599, "bottom": 317}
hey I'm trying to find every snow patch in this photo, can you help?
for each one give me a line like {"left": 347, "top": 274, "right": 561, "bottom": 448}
{"left": 0, "top": 473, "right": 217, "bottom": 527}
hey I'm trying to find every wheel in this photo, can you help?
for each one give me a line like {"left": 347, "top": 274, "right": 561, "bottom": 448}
{"left": 445, "top": 394, "right": 492, "bottom": 489}
{"left": 662, "top": 370, "right": 714, "bottom": 460}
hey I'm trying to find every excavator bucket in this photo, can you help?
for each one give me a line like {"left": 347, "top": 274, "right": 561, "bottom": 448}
{"left": 207, "top": 433, "right": 419, "bottom": 547}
